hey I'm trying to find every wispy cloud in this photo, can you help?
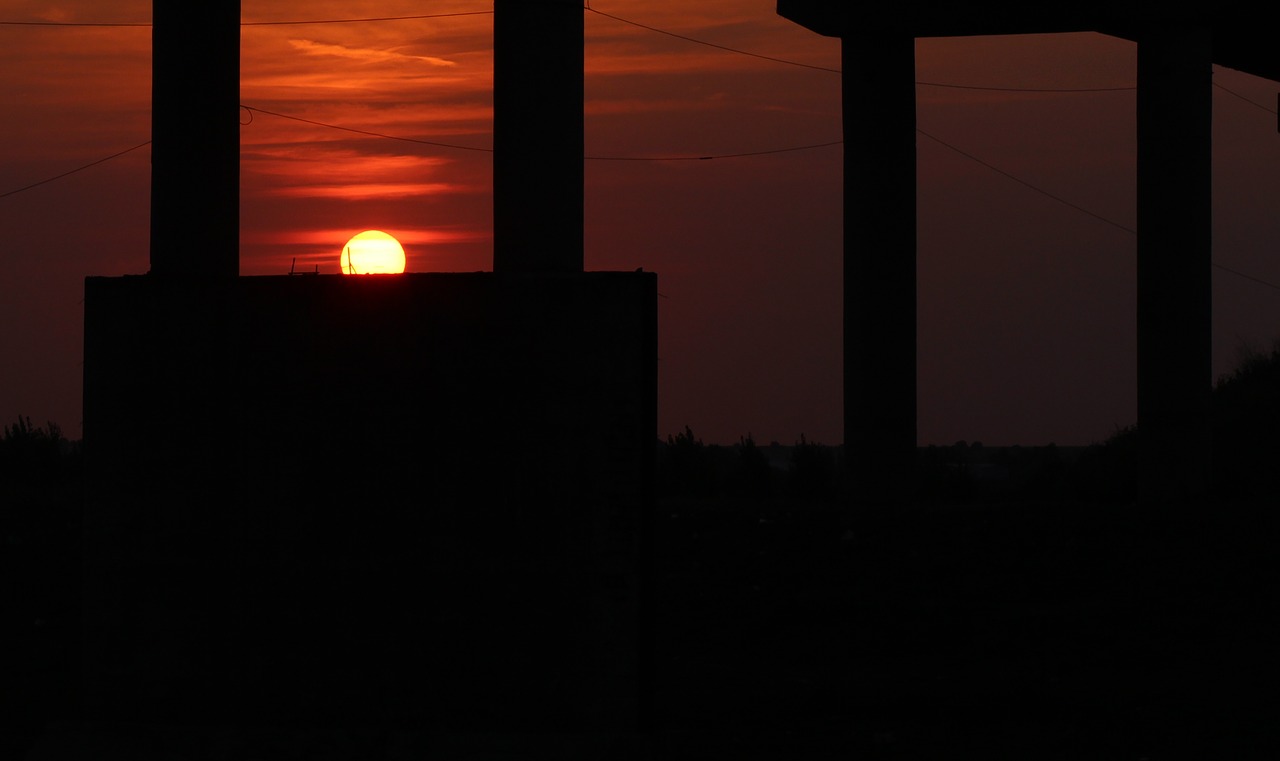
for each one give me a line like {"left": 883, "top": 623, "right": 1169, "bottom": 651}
{"left": 246, "top": 227, "right": 488, "bottom": 246}
{"left": 241, "top": 145, "right": 483, "bottom": 201}
{"left": 270, "top": 182, "right": 465, "bottom": 199}
{"left": 288, "top": 39, "right": 457, "bottom": 67}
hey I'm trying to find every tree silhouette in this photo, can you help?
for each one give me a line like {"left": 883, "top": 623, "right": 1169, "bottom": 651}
{"left": 727, "top": 433, "right": 775, "bottom": 503}
{"left": 1, "top": 416, "right": 73, "bottom": 486}
{"left": 661, "top": 425, "right": 717, "bottom": 499}
{"left": 1, "top": 418, "right": 81, "bottom": 758}
{"left": 1211, "top": 341, "right": 1280, "bottom": 499}
{"left": 1068, "top": 340, "right": 1280, "bottom": 502}
{"left": 788, "top": 433, "right": 834, "bottom": 501}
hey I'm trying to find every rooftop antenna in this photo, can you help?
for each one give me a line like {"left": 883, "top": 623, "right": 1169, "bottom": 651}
{"left": 288, "top": 257, "right": 318, "bottom": 276}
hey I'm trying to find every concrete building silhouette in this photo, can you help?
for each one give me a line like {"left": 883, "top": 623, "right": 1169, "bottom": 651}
{"left": 83, "top": 0, "right": 654, "bottom": 734}
{"left": 777, "top": 3, "right": 1280, "bottom": 503}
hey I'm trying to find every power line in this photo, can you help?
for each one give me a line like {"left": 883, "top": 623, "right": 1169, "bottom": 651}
{"left": 243, "top": 11, "right": 493, "bottom": 26}
{"left": 918, "top": 81, "right": 1134, "bottom": 93}
{"left": 244, "top": 103, "right": 839, "bottom": 160}
{"left": 1212, "top": 261, "right": 1280, "bottom": 291}
{"left": 0, "top": 18, "right": 1274, "bottom": 283}
{"left": 0, "top": 11, "right": 495, "bottom": 27}
{"left": 241, "top": 105, "right": 494, "bottom": 152}
{"left": 1212, "top": 81, "right": 1278, "bottom": 115}
{"left": 0, "top": 20, "right": 148, "bottom": 27}
{"left": 917, "top": 127, "right": 1137, "bottom": 235}
{"left": 0, "top": 112, "right": 835, "bottom": 198}
{"left": 0, "top": 140, "right": 150, "bottom": 199}
{"left": 0, "top": 9, "right": 1172, "bottom": 97}
{"left": 597, "top": 5, "right": 1272, "bottom": 100}
{"left": 919, "top": 127, "right": 1280, "bottom": 293}
{"left": 588, "top": 6, "right": 1142, "bottom": 93}
{"left": 4, "top": 123, "right": 1278, "bottom": 294}
{"left": 249, "top": 99, "right": 1280, "bottom": 289}
{"left": 586, "top": 140, "right": 841, "bottom": 161}
{"left": 585, "top": 6, "right": 842, "bottom": 74}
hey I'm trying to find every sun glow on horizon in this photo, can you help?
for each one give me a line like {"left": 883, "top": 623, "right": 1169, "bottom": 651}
{"left": 340, "top": 230, "right": 406, "bottom": 274}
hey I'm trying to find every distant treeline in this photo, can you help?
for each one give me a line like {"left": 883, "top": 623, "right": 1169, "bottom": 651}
{"left": 1061, "top": 340, "right": 1280, "bottom": 503}
{"left": 4, "top": 336, "right": 1277, "bottom": 506}
{"left": 1, "top": 418, "right": 82, "bottom": 748}
{"left": 659, "top": 341, "right": 1280, "bottom": 505}
{"left": 653, "top": 430, "right": 1104, "bottom": 505}
{"left": 0, "top": 416, "right": 80, "bottom": 488}
{"left": 656, "top": 428, "right": 843, "bottom": 506}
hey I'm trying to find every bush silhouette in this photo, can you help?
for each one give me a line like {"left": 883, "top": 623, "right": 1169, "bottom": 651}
{"left": 1, "top": 416, "right": 75, "bottom": 486}
{"left": 660, "top": 425, "right": 718, "bottom": 499}
{"left": 1067, "top": 340, "right": 1280, "bottom": 501}
{"left": 1212, "top": 341, "right": 1280, "bottom": 499}
{"left": 916, "top": 442, "right": 976, "bottom": 502}
{"left": 1070, "top": 425, "right": 1139, "bottom": 502}
{"left": 788, "top": 434, "right": 835, "bottom": 501}
{"left": 727, "top": 433, "right": 775, "bottom": 502}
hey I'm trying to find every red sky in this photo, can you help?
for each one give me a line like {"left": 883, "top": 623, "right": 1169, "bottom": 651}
{"left": 3, "top": 0, "right": 1280, "bottom": 446}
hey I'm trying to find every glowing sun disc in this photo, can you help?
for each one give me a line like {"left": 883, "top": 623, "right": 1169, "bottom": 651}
{"left": 340, "top": 230, "right": 406, "bottom": 274}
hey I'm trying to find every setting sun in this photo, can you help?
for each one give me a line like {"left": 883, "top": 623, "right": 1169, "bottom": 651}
{"left": 340, "top": 230, "right": 406, "bottom": 274}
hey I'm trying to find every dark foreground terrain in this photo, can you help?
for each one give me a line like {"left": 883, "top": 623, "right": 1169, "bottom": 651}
{"left": 652, "top": 494, "right": 1277, "bottom": 756}
{"left": 7, "top": 480, "right": 1276, "bottom": 758}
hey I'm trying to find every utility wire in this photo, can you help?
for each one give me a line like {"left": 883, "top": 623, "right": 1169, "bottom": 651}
{"left": 586, "top": 140, "right": 841, "bottom": 161}
{"left": 241, "top": 105, "right": 494, "bottom": 152}
{"left": 244, "top": 103, "right": 838, "bottom": 160}
{"left": 0, "top": 29, "right": 1273, "bottom": 288}
{"left": 243, "top": 11, "right": 493, "bottom": 26}
{"left": 918, "top": 81, "right": 1134, "bottom": 93}
{"left": 585, "top": 6, "right": 842, "bottom": 74}
{"left": 1213, "top": 81, "right": 1278, "bottom": 115}
{"left": 1212, "top": 261, "right": 1280, "bottom": 291}
{"left": 0, "top": 12, "right": 1151, "bottom": 94}
{"left": 0, "top": 20, "right": 149, "bottom": 26}
{"left": 0, "top": 11, "right": 494, "bottom": 27}
{"left": 596, "top": 7, "right": 1262, "bottom": 101}
{"left": 587, "top": 6, "right": 1144, "bottom": 93}
{"left": 917, "top": 128, "right": 1137, "bottom": 235}
{"left": 919, "top": 127, "right": 1280, "bottom": 293}
{"left": 927, "top": 69, "right": 1280, "bottom": 98}
{"left": 5, "top": 122, "right": 1274, "bottom": 291}
{"left": 0, "top": 9, "right": 1164, "bottom": 96}
{"left": 0, "top": 140, "right": 150, "bottom": 199}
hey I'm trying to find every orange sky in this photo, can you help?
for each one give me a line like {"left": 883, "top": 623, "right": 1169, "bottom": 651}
{"left": 4, "top": 0, "right": 1280, "bottom": 446}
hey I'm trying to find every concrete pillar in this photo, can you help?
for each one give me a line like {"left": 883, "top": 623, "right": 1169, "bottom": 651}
{"left": 492, "top": 0, "right": 584, "bottom": 273}
{"left": 842, "top": 32, "right": 918, "bottom": 500}
{"left": 1136, "top": 26, "right": 1213, "bottom": 502}
{"left": 150, "top": 0, "right": 240, "bottom": 278}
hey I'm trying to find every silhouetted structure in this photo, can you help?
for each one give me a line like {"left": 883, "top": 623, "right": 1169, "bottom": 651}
{"left": 777, "top": 3, "right": 1280, "bottom": 503}
{"left": 494, "top": 0, "right": 584, "bottom": 273}
{"left": 83, "top": 0, "right": 655, "bottom": 737}
{"left": 149, "top": 0, "right": 238, "bottom": 277}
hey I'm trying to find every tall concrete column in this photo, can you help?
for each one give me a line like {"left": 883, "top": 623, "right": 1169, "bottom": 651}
{"left": 150, "top": 1, "right": 240, "bottom": 277}
{"left": 1136, "top": 25, "right": 1213, "bottom": 502}
{"left": 493, "top": 0, "right": 584, "bottom": 273}
{"left": 842, "top": 32, "right": 918, "bottom": 500}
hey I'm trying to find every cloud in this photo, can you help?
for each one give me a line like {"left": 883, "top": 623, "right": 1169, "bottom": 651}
{"left": 246, "top": 227, "right": 488, "bottom": 246}
{"left": 288, "top": 39, "right": 457, "bottom": 68}
{"left": 269, "top": 182, "right": 466, "bottom": 200}
{"left": 241, "top": 143, "right": 487, "bottom": 201}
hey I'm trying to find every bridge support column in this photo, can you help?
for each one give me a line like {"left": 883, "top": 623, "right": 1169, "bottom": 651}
{"left": 150, "top": 0, "right": 240, "bottom": 277}
{"left": 842, "top": 31, "right": 918, "bottom": 501}
{"left": 1136, "top": 25, "right": 1213, "bottom": 503}
{"left": 493, "top": 0, "right": 584, "bottom": 273}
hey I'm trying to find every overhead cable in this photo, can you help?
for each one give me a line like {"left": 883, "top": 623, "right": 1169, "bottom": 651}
{"left": 0, "top": 140, "right": 150, "bottom": 199}
{"left": 0, "top": 11, "right": 494, "bottom": 27}
{"left": 919, "top": 127, "right": 1280, "bottom": 292}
